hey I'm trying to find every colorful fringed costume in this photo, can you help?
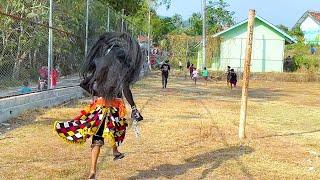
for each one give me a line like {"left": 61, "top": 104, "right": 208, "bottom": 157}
{"left": 54, "top": 98, "right": 128, "bottom": 147}
{"left": 53, "top": 32, "right": 144, "bottom": 179}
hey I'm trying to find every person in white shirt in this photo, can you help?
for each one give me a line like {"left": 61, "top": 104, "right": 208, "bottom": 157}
{"left": 192, "top": 68, "right": 198, "bottom": 85}
{"left": 179, "top": 61, "right": 182, "bottom": 71}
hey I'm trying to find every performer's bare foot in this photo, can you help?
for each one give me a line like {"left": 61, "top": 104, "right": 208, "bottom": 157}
{"left": 88, "top": 173, "right": 96, "bottom": 180}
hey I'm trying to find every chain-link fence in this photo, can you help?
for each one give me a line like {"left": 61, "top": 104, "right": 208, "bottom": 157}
{"left": 0, "top": 0, "right": 147, "bottom": 98}
{"left": 153, "top": 35, "right": 220, "bottom": 70}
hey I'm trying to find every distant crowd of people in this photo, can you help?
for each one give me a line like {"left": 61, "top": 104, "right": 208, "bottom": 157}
{"left": 18, "top": 66, "right": 60, "bottom": 95}
{"left": 159, "top": 60, "right": 237, "bottom": 89}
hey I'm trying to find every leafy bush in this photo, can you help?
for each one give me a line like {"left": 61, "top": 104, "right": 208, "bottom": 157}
{"left": 293, "top": 55, "right": 319, "bottom": 70}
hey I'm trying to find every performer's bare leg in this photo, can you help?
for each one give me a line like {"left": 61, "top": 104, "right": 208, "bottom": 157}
{"left": 89, "top": 146, "right": 101, "bottom": 179}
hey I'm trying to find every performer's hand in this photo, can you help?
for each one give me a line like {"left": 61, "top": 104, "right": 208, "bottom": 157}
{"left": 131, "top": 108, "right": 143, "bottom": 121}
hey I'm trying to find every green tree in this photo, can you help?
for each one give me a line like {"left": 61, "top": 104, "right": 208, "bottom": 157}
{"left": 185, "top": 0, "right": 235, "bottom": 36}
{"left": 277, "top": 24, "right": 289, "bottom": 34}
{"left": 151, "top": 15, "right": 176, "bottom": 44}
{"left": 206, "top": 0, "right": 235, "bottom": 34}
{"left": 289, "top": 27, "right": 304, "bottom": 42}
{"left": 186, "top": 13, "right": 202, "bottom": 35}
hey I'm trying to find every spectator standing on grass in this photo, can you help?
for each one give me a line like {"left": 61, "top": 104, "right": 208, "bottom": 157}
{"left": 310, "top": 45, "right": 316, "bottom": 55}
{"left": 179, "top": 60, "right": 183, "bottom": 71}
{"left": 189, "top": 63, "right": 195, "bottom": 79}
{"left": 229, "top": 69, "right": 237, "bottom": 89}
{"left": 192, "top": 68, "right": 199, "bottom": 85}
{"left": 160, "top": 60, "right": 171, "bottom": 88}
{"left": 187, "top": 60, "right": 191, "bottom": 69}
{"left": 51, "top": 67, "right": 59, "bottom": 89}
{"left": 284, "top": 56, "right": 293, "bottom": 72}
{"left": 202, "top": 67, "right": 209, "bottom": 86}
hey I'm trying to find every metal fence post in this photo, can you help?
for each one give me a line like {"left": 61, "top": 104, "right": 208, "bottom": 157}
{"left": 121, "top": 9, "right": 124, "bottom": 32}
{"left": 147, "top": 7, "right": 151, "bottom": 70}
{"left": 85, "top": 0, "right": 90, "bottom": 58}
{"left": 47, "top": 0, "right": 53, "bottom": 89}
{"left": 202, "top": 0, "right": 206, "bottom": 69}
{"left": 107, "top": 7, "right": 110, "bottom": 32}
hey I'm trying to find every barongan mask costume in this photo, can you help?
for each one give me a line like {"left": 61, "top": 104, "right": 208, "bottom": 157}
{"left": 54, "top": 32, "right": 144, "bottom": 147}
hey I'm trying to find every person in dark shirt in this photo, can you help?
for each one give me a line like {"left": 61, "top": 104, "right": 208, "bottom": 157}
{"left": 160, "top": 60, "right": 171, "bottom": 88}
{"left": 186, "top": 60, "right": 191, "bottom": 69}
{"left": 229, "top": 69, "right": 237, "bottom": 89}
{"left": 189, "top": 64, "right": 195, "bottom": 79}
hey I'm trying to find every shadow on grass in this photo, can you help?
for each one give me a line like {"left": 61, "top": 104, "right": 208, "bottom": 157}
{"left": 128, "top": 146, "right": 254, "bottom": 180}
{"left": 0, "top": 109, "right": 45, "bottom": 137}
{"left": 258, "top": 129, "right": 320, "bottom": 139}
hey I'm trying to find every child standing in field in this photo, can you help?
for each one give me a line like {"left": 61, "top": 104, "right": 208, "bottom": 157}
{"left": 192, "top": 68, "right": 198, "bottom": 85}
{"left": 179, "top": 60, "right": 183, "bottom": 71}
{"left": 160, "top": 60, "right": 171, "bottom": 88}
{"left": 202, "top": 67, "right": 209, "bottom": 86}
{"left": 51, "top": 67, "right": 59, "bottom": 89}
{"left": 229, "top": 69, "right": 237, "bottom": 89}
{"left": 189, "top": 64, "right": 195, "bottom": 79}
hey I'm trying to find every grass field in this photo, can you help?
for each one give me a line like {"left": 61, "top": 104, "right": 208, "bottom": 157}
{"left": 0, "top": 72, "right": 320, "bottom": 179}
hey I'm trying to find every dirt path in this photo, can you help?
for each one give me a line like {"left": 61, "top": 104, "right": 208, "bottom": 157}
{"left": 0, "top": 73, "right": 319, "bottom": 179}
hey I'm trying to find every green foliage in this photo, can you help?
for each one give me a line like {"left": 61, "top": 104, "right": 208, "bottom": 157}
{"left": 153, "top": 0, "right": 171, "bottom": 9}
{"left": 277, "top": 24, "right": 289, "bottom": 33}
{"left": 206, "top": 0, "right": 235, "bottom": 34}
{"left": 288, "top": 27, "right": 304, "bottom": 43}
{"left": 294, "top": 55, "right": 319, "bottom": 70}
{"left": 186, "top": 13, "right": 202, "bottom": 36}
{"left": 0, "top": 0, "right": 149, "bottom": 87}
{"left": 151, "top": 14, "right": 183, "bottom": 44}
{"left": 98, "top": 0, "right": 145, "bottom": 15}
{"left": 184, "top": 0, "right": 235, "bottom": 36}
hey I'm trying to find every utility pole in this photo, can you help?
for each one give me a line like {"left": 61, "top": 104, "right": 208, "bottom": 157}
{"left": 202, "top": 0, "right": 206, "bottom": 69}
{"left": 147, "top": 0, "right": 152, "bottom": 70}
{"left": 107, "top": 7, "right": 110, "bottom": 32}
{"left": 85, "top": 0, "right": 89, "bottom": 58}
{"left": 121, "top": 9, "right": 124, "bottom": 32}
{"left": 47, "top": 0, "right": 53, "bottom": 89}
{"left": 239, "top": 9, "right": 256, "bottom": 140}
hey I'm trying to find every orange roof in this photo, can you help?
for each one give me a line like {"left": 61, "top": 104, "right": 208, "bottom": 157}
{"left": 310, "top": 11, "right": 320, "bottom": 23}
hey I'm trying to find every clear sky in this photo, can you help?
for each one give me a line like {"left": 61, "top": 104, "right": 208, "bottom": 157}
{"left": 156, "top": 0, "right": 320, "bottom": 28}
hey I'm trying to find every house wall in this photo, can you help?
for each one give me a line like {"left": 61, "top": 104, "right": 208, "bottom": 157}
{"left": 300, "top": 16, "right": 320, "bottom": 44}
{"left": 212, "top": 19, "right": 285, "bottom": 72}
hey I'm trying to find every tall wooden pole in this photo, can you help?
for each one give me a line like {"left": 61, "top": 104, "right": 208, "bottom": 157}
{"left": 47, "top": 0, "right": 53, "bottom": 89}
{"left": 239, "top": 9, "right": 256, "bottom": 140}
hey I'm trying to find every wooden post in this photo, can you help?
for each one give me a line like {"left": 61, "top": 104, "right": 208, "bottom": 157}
{"left": 239, "top": 9, "right": 255, "bottom": 140}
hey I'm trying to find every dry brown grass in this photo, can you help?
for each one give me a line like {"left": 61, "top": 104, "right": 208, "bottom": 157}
{"left": 0, "top": 72, "right": 320, "bottom": 179}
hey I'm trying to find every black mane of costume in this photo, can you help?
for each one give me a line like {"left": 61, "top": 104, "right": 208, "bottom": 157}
{"left": 80, "top": 32, "right": 143, "bottom": 100}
